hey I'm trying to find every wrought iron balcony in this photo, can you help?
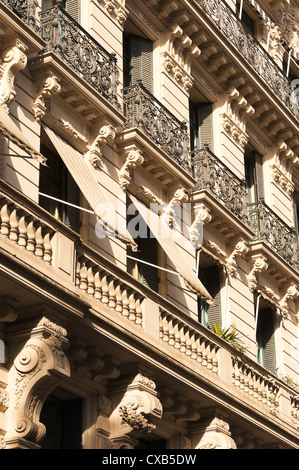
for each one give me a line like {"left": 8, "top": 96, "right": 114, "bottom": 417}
{"left": 248, "top": 200, "right": 299, "bottom": 271}
{"left": 192, "top": 145, "right": 248, "bottom": 223}
{"left": 123, "top": 81, "right": 192, "bottom": 174}
{"left": 194, "top": 0, "right": 299, "bottom": 120}
{"left": 0, "top": 0, "right": 40, "bottom": 31}
{"left": 40, "top": 4, "right": 120, "bottom": 108}
{"left": 1, "top": 1, "right": 120, "bottom": 109}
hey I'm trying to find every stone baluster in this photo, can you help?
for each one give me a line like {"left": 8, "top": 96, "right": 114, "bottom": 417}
{"left": 9, "top": 207, "right": 19, "bottom": 244}
{"left": 18, "top": 212, "right": 28, "bottom": 248}
{"left": 0, "top": 202, "right": 11, "bottom": 238}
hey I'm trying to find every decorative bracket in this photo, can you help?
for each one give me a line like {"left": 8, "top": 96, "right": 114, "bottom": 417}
{"left": 164, "top": 185, "right": 189, "bottom": 227}
{"left": 86, "top": 123, "right": 116, "bottom": 168}
{"left": 248, "top": 255, "right": 268, "bottom": 292}
{"left": 33, "top": 73, "right": 61, "bottom": 122}
{"left": 0, "top": 38, "right": 28, "bottom": 112}
{"left": 6, "top": 313, "right": 70, "bottom": 448}
{"left": 119, "top": 147, "right": 144, "bottom": 190}
{"left": 189, "top": 203, "right": 212, "bottom": 248}
{"left": 279, "top": 283, "right": 299, "bottom": 317}
{"left": 226, "top": 238, "right": 249, "bottom": 276}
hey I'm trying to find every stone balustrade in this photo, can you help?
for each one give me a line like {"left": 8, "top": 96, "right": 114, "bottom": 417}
{"left": 75, "top": 251, "right": 144, "bottom": 326}
{"left": 160, "top": 308, "right": 219, "bottom": 373}
{"left": 232, "top": 355, "right": 280, "bottom": 412}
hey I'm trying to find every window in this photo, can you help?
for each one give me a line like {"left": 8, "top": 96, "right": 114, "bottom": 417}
{"left": 236, "top": 1, "right": 255, "bottom": 35}
{"left": 293, "top": 191, "right": 299, "bottom": 236}
{"left": 39, "top": 143, "right": 81, "bottom": 234}
{"left": 42, "top": 0, "right": 81, "bottom": 22}
{"left": 244, "top": 146, "right": 264, "bottom": 204}
{"left": 123, "top": 33, "right": 153, "bottom": 92}
{"left": 256, "top": 303, "right": 277, "bottom": 374}
{"left": 198, "top": 255, "right": 222, "bottom": 328}
{"left": 40, "top": 391, "right": 83, "bottom": 449}
{"left": 190, "top": 101, "right": 213, "bottom": 152}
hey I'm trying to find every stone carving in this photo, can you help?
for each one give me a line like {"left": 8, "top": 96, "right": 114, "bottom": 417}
{"left": 248, "top": 255, "right": 268, "bottom": 292}
{"left": 0, "top": 296, "right": 18, "bottom": 322}
{"left": 0, "top": 39, "right": 28, "bottom": 112}
{"left": 279, "top": 283, "right": 299, "bottom": 317}
{"left": 195, "top": 412, "right": 236, "bottom": 449}
{"left": 33, "top": 74, "right": 61, "bottom": 122}
{"left": 108, "top": 372, "right": 163, "bottom": 443}
{"left": 5, "top": 313, "right": 70, "bottom": 447}
{"left": 87, "top": 123, "right": 116, "bottom": 168}
{"left": 97, "top": 0, "right": 128, "bottom": 26}
{"left": 164, "top": 186, "right": 189, "bottom": 227}
{"left": 226, "top": 239, "right": 249, "bottom": 276}
{"left": 119, "top": 148, "right": 144, "bottom": 190}
{"left": 271, "top": 163, "right": 294, "bottom": 195}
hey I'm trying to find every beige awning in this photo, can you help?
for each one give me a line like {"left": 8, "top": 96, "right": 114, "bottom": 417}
{"left": 0, "top": 105, "right": 47, "bottom": 165}
{"left": 43, "top": 125, "right": 137, "bottom": 250}
{"left": 128, "top": 193, "right": 213, "bottom": 303}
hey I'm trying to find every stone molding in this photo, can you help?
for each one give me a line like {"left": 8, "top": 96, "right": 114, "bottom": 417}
{"left": 5, "top": 314, "right": 70, "bottom": 448}
{"left": 0, "top": 38, "right": 28, "bottom": 112}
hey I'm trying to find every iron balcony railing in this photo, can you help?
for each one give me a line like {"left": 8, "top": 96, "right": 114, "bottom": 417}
{"left": 248, "top": 199, "right": 299, "bottom": 271}
{"left": 40, "top": 4, "right": 120, "bottom": 108}
{"left": 1, "top": 0, "right": 40, "bottom": 31}
{"left": 193, "top": 0, "right": 299, "bottom": 120}
{"left": 1, "top": 0, "right": 120, "bottom": 108}
{"left": 123, "top": 81, "right": 192, "bottom": 174}
{"left": 192, "top": 145, "right": 248, "bottom": 224}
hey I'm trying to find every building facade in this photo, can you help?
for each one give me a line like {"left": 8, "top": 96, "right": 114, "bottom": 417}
{"left": 0, "top": 0, "right": 298, "bottom": 450}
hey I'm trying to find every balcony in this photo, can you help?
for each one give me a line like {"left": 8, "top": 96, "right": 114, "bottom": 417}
{"left": 194, "top": 0, "right": 298, "bottom": 120}
{"left": 0, "top": 178, "right": 298, "bottom": 439}
{"left": 1, "top": 0, "right": 120, "bottom": 110}
{"left": 192, "top": 145, "right": 249, "bottom": 225}
{"left": 248, "top": 200, "right": 299, "bottom": 272}
{"left": 123, "top": 81, "right": 192, "bottom": 175}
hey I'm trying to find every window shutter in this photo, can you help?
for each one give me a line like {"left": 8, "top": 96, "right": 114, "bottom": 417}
{"left": 62, "top": 399, "right": 83, "bottom": 449}
{"left": 292, "top": 193, "right": 299, "bottom": 235}
{"left": 197, "top": 103, "right": 213, "bottom": 151}
{"left": 257, "top": 308, "right": 276, "bottom": 374}
{"left": 253, "top": 151, "right": 264, "bottom": 200}
{"left": 65, "top": 0, "right": 80, "bottom": 22}
{"left": 137, "top": 233, "right": 158, "bottom": 292}
{"left": 130, "top": 36, "right": 153, "bottom": 93}
{"left": 65, "top": 171, "right": 81, "bottom": 233}
{"left": 199, "top": 265, "right": 221, "bottom": 327}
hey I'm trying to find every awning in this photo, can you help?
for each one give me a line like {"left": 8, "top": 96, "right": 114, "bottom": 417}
{"left": 0, "top": 105, "right": 47, "bottom": 165}
{"left": 128, "top": 193, "right": 213, "bottom": 303}
{"left": 43, "top": 124, "right": 137, "bottom": 250}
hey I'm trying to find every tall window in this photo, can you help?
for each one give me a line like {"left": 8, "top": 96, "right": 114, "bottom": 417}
{"left": 127, "top": 202, "right": 159, "bottom": 292}
{"left": 39, "top": 144, "right": 81, "bottom": 234}
{"left": 256, "top": 304, "right": 277, "bottom": 374}
{"left": 293, "top": 191, "right": 299, "bottom": 237}
{"left": 244, "top": 146, "right": 264, "bottom": 204}
{"left": 198, "top": 256, "right": 222, "bottom": 328}
{"left": 123, "top": 33, "right": 153, "bottom": 92}
{"left": 190, "top": 101, "right": 213, "bottom": 152}
{"left": 40, "top": 392, "right": 83, "bottom": 449}
{"left": 236, "top": 1, "right": 255, "bottom": 35}
{"left": 42, "top": 0, "right": 81, "bottom": 22}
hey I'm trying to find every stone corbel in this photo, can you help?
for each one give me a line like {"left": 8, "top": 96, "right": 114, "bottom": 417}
{"left": 194, "top": 411, "right": 236, "bottom": 449}
{"left": 86, "top": 123, "right": 116, "bottom": 169}
{"left": 108, "top": 372, "right": 163, "bottom": 443}
{"left": 279, "top": 283, "right": 299, "bottom": 318}
{"left": 98, "top": 0, "right": 128, "bottom": 26}
{"left": 119, "top": 147, "right": 144, "bottom": 190}
{"left": 33, "top": 73, "right": 61, "bottom": 122}
{"left": 5, "top": 314, "right": 70, "bottom": 448}
{"left": 0, "top": 38, "right": 28, "bottom": 112}
{"left": 189, "top": 202, "right": 212, "bottom": 247}
{"left": 226, "top": 239, "right": 249, "bottom": 276}
{"left": 164, "top": 185, "right": 188, "bottom": 227}
{"left": 248, "top": 255, "right": 268, "bottom": 292}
